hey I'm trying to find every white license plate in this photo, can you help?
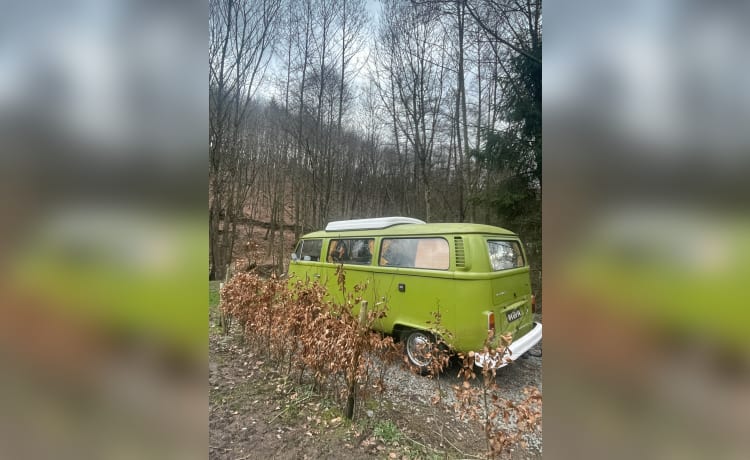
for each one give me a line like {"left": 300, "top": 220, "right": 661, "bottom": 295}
{"left": 506, "top": 309, "right": 522, "bottom": 323}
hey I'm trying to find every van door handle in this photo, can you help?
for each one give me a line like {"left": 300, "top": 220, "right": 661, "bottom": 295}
{"left": 313, "top": 273, "right": 320, "bottom": 278}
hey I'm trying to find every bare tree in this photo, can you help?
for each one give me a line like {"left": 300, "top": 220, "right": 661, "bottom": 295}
{"left": 376, "top": 0, "right": 448, "bottom": 221}
{"left": 207, "top": 0, "right": 542, "bottom": 287}
{"left": 336, "top": 0, "right": 369, "bottom": 132}
{"left": 209, "top": 0, "right": 282, "bottom": 280}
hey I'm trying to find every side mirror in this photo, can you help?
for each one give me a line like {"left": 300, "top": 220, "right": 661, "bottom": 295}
{"left": 291, "top": 253, "right": 298, "bottom": 261}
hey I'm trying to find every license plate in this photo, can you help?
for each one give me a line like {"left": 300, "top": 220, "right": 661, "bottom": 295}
{"left": 506, "top": 309, "right": 522, "bottom": 323}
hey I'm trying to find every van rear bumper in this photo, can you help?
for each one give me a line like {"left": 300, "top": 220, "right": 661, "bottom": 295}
{"left": 474, "top": 322, "right": 542, "bottom": 369}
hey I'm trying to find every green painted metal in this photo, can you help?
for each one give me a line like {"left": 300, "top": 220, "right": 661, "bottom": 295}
{"left": 289, "top": 223, "right": 534, "bottom": 353}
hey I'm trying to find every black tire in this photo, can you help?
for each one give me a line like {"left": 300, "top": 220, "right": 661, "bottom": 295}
{"left": 402, "top": 329, "right": 434, "bottom": 375}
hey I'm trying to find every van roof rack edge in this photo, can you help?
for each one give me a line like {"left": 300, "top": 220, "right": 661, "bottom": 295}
{"left": 325, "top": 217, "right": 426, "bottom": 232}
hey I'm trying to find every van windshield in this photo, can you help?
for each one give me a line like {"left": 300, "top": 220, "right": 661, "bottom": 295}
{"left": 294, "top": 239, "right": 322, "bottom": 261}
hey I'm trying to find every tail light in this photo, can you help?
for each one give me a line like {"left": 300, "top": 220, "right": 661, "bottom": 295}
{"left": 531, "top": 294, "right": 537, "bottom": 313}
{"left": 487, "top": 312, "right": 496, "bottom": 332}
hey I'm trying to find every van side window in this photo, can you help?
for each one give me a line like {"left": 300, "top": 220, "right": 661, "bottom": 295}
{"left": 294, "top": 239, "right": 322, "bottom": 261}
{"left": 379, "top": 238, "right": 449, "bottom": 270}
{"left": 487, "top": 240, "right": 524, "bottom": 271}
{"left": 327, "top": 239, "right": 374, "bottom": 265}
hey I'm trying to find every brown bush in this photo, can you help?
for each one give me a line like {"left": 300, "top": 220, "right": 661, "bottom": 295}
{"left": 219, "top": 269, "right": 399, "bottom": 419}
{"left": 452, "top": 333, "right": 543, "bottom": 458}
{"left": 221, "top": 270, "right": 542, "bottom": 455}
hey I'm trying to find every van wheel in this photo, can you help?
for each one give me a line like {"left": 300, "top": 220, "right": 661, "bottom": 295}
{"left": 402, "top": 330, "right": 434, "bottom": 374}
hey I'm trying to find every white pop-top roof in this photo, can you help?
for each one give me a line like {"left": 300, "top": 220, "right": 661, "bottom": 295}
{"left": 325, "top": 216, "right": 426, "bottom": 231}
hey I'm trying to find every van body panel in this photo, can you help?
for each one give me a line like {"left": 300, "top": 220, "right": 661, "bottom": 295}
{"left": 371, "top": 270, "right": 456, "bottom": 339}
{"left": 289, "top": 222, "right": 540, "bottom": 359}
{"left": 489, "top": 267, "right": 534, "bottom": 336}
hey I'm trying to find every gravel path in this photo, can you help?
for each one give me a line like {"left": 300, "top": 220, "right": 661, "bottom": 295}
{"left": 381, "top": 340, "right": 543, "bottom": 456}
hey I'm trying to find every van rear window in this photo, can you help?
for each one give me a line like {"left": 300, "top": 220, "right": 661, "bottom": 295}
{"left": 379, "top": 238, "right": 449, "bottom": 270}
{"left": 487, "top": 240, "right": 525, "bottom": 271}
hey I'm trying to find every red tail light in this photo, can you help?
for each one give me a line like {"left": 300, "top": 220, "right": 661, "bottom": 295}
{"left": 531, "top": 294, "right": 537, "bottom": 313}
{"left": 488, "top": 312, "right": 496, "bottom": 332}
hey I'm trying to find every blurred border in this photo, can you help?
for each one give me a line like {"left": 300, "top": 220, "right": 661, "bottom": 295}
{"left": 0, "top": 1, "right": 206, "bottom": 459}
{"left": 544, "top": 0, "right": 750, "bottom": 458}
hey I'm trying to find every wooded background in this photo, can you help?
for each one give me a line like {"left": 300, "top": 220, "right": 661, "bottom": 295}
{"left": 209, "top": 0, "right": 541, "bottom": 298}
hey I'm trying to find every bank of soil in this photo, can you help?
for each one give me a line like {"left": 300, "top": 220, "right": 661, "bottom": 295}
{"left": 209, "top": 284, "right": 542, "bottom": 459}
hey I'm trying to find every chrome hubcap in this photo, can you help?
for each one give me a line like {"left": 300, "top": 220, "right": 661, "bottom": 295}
{"left": 406, "top": 332, "right": 432, "bottom": 368}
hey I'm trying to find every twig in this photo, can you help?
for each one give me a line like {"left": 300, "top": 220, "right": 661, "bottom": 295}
{"left": 269, "top": 394, "right": 314, "bottom": 422}
{"left": 269, "top": 409, "right": 286, "bottom": 423}
{"left": 401, "top": 431, "right": 459, "bottom": 458}
{"left": 430, "top": 430, "right": 480, "bottom": 459}
{"left": 400, "top": 432, "right": 432, "bottom": 452}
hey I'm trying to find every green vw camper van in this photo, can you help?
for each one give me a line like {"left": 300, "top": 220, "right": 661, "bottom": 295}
{"left": 289, "top": 217, "right": 542, "bottom": 371}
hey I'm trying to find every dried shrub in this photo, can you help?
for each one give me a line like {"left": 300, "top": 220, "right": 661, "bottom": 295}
{"left": 221, "top": 270, "right": 542, "bottom": 454}
{"left": 219, "top": 269, "right": 400, "bottom": 419}
{"left": 452, "top": 333, "right": 543, "bottom": 458}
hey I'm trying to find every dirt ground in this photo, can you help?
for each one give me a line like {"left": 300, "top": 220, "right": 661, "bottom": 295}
{"left": 209, "top": 283, "right": 543, "bottom": 459}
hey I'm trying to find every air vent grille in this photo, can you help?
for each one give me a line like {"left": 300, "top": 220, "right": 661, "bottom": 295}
{"left": 454, "top": 237, "right": 465, "bottom": 268}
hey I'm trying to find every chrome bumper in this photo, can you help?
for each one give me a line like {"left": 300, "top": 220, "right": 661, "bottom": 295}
{"left": 473, "top": 322, "right": 542, "bottom": 369}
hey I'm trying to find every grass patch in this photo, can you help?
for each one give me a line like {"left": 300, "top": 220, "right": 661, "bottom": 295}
{"left": 209, "top": 280, "right": 221, "bottom": 331}
{"left": 373, "top": 419, "right": 401, "bottom": 444}
{"left": 211, "top": 379, "right": 262, "bottom": 410}
{"left": 210, "top": 373, "right": 292, "bottom": 412}
{"left": 209, "top": 280, "right": 221, "bottom": 310}
{"left": 276, "top": 383, "right": 316, "bottom": 421}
